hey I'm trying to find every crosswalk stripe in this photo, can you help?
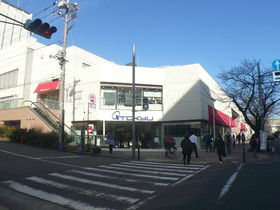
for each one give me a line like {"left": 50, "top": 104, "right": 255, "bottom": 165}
{"left": 50, "top": 173, "right": 155, "bottom": 194}
{"left": 130, "top": 160, "right": 205, "bottom": 168}
{"left": 99, "top": 165, "right": 187, "bottom": 176}
{"left": 2, "top": 180, "right": 109, "bottom": 210}
{"left": 27, "top": 176, "right": 139, "bottom": 204}
{"left": 112, "top": 163, "right": 194, "bottom": 173}
{"left": 83, "top": 167, "right": 179, "bottom": 181}
{"left": 126, "top": 161, "right": 202, "bottom": 170}
{"left": 71, "top": 170, "right": 169, "bottom": 187}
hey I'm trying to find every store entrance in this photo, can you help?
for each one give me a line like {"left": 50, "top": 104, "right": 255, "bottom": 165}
{"left": 96, "top": 121, "right": 160, "bottom": 148}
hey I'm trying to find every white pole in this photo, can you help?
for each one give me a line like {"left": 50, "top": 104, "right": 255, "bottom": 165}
{"left": 132, "top": 44, "right": 136, "bottom": 160}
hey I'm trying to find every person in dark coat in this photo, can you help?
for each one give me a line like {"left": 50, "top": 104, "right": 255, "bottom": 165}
{"left": 215, "top": 133, "right": 225, "bottom": 163}
{"left": 181, "top": 135, "right": 193, "bottom": 165}
{"left": 203, "top": 132, "right": 212, "bottom": 152}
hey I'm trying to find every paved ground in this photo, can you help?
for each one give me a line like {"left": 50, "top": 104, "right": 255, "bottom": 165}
{"left": 0, "top": 140, "right": 274, "bottom": 210}
{"left": 89, "top": 143, "right": 272, "bottom": 165}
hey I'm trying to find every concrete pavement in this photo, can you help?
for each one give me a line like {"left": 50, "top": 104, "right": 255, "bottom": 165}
{"left": 93, "top": 143, "right": 272, "bottom": 165}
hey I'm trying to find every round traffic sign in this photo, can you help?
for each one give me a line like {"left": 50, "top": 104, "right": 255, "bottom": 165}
{"left": 272, "top": 59, "right": 280, "bottom": 70}
{"left": 89, "top": 94, "right": 96, "bottom": 103}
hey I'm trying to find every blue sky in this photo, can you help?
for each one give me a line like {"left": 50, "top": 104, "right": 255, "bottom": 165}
{"left": 6, "top": 0, "right": 280, "bottom": 79}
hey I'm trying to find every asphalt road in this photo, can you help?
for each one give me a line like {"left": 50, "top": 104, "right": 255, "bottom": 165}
{"left": 0, "top": 141, "right": 279, "bottom": 210}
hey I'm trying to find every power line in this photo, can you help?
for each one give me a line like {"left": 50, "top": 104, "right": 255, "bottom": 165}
{"left": 0, "top": 39, "right": 62, "bottom": 64}
{"left": 32, "top": 1, "right": 57, "bottom": 18}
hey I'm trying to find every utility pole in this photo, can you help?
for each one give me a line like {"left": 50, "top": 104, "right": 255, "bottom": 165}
{"left": 257, "top": 62, "right": 266, "bottom": 151}
{"left": 132, "top": 44, "right": 136, "bottom": 160}
{"left": 57, "top": 0, "right": 78, "bottom": 152}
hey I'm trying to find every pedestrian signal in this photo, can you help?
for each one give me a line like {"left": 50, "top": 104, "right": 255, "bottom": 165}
{"left": 143, "top": 97, "right": 149, "bottom": 111}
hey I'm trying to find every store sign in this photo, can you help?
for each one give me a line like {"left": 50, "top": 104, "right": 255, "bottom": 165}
{"left": 112, "top": 111, "right": 153, "bottom": 121}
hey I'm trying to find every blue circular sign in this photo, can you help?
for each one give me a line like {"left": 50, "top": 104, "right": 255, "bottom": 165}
{"left": 272, "top": 59, "right": 280, "bottom": 70}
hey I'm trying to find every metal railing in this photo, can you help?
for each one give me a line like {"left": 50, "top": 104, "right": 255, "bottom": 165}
{"left": 23, "top": 100, "right": 81, "bottom": 145}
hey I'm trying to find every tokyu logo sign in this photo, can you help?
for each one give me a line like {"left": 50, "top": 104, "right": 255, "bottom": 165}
{"left": 112, "top": 111, "right": 153, "bottom": 121}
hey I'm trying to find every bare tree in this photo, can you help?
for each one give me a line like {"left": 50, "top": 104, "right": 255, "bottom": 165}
{"left": 218, "top": 59, "right": 280, "bottom": 135}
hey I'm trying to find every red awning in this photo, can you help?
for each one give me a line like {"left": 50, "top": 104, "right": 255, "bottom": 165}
{"left": 208, "top": 105, "right": 236, "bottom": 127}
{"left": 34, "top": 80, "right": 60, "bottom": 93}
{"left": 240, "top": 123, "right": 247, "bottom": 130}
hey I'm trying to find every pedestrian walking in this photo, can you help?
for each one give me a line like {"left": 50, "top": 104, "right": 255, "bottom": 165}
{"left": 232, "top": 134, "right": 236, "bottom": 148}
{"left": 181, "top": 135, "right": 193, "bottom": 165}
{"left": 215, "top": 132, "right": 225, "bottom": 163}
{"left": 224, "top": 132, "right": 232, "bottom": 154}
{"left": 237, "top": 133, "right": 241, "bottom": 146}
{"left": 153, "top": 136, "right": 160, "bottom": 148}
{"left": 241, "top": 133, "right": 246, "bottom": 145}
{"left": 106, "top": 131, "right": 115, "bottom": 154}
{"left": 203, "top": 132, "right": 212, "bottom": 152}
{"left": 189, "top": 133, "right": 199, "bottom": 158}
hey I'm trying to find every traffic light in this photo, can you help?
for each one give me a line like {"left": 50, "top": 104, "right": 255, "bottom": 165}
{"left": 273, "top": 71, "right": 280, "bottom": 82}
{"left": 143, "top": 97, "right": 149, "bottom": 111}
{"left": 24, "top": 19, "right": 57, "bottom": 39}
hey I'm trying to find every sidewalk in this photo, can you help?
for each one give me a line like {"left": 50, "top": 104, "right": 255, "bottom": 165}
{"left": 94, "top": 144, "right": 272, "bottom": 165}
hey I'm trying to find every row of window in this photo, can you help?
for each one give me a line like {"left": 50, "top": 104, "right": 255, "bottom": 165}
{"left": 0, "top": 69, "right": 18, "bottom": 89}
{"left": 100, "top": 85, "right": 163, "bottom": 111}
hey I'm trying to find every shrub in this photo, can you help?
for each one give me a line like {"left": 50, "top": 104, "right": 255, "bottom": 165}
{"left": 0, "top": 125, "right": 15, "bottom": 138}
{"left": 8, "top": 128, "right": 58, "bottom": 149}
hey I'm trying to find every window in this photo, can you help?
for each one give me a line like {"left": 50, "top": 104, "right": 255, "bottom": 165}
{"left": 0, "top": 69, "right": 18, "bottom": 89}
{"left": 101, "top": 86, "right": 117, "bottom": 109}
{"left": 100, "top": 83, "right": 163, "bottom": 110}
{"left": 104, "top": 92, "right": 116, "bottom": 105}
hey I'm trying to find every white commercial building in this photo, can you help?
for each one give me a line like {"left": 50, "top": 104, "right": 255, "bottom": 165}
{"left": 0, "top": 36, "right": 249, "bottom": 148}
{"left": 0, "top": 0, "right": 251, "bottom": 148}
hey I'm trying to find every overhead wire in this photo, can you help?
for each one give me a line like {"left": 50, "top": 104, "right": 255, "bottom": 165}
{"left": 0, "top": 39, "right": 63, "bottom": 67}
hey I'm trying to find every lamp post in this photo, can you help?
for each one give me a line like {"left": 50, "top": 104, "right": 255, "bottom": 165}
{"left": 132, "top": 44, "right": 136, "bottom": 160}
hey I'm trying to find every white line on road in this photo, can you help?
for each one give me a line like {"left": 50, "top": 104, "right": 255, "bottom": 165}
{"left": 50, "top": 173, "right": 155, "bottom": 194}
{"left": 2, "top": 180, "right": 109, "bottom": 210}
{"left": 218, "top": 163, "right": 244, "bottom": 199}
{"left": 113, "top": 163, "right": 196, "bottom": 173}
{"left": 26, "top": 176, "right": 139, "bottom": 204}
{"left": 38, "top": 156, "right": 84, "bottom": 159}
{"left": 172, "top": 165, "right": 210, "bottom": 186}
{"left": 70, "top": 170, "right": 169, "bottom": 186}
{"left": 84, "top": 167, "right": 179, "bottom": 181}
{"left": 130, "top": 160, "right": 205, "bottom": 168}
{"left": 99, "top": 165, "right": 188, "bottom": 176}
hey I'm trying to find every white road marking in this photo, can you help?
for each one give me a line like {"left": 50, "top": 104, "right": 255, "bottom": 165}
{"left": 172, "top": 165, "right": 210, "bottom": 186}
{"left": 218, "top": 163, "right": 244, "bottom": 199}
{"left": 0, "top": 149, "right": 41, "bottom": 160}
{"left": 84, "top": 167, "right": 179, "bottom": 181}
{"left": 70, "top": 170, "right": 169, "bottom": 186}
{"left": 99, "top": 165, "right": 187, "bottom": 176}
{"left": 2, "top": 180, "right": 109, "bottom": 210}
{"left": 130, "top": 160, "right": 205, "bottom": 168}
{"left": 26, "top": 176, "right": 139, "bottom": 204}
{"left": 50, "top": 173, "right": 155, "bottom": 194}
{"left": 38, "top": 156, "right": 83, "bottom": 159}
{"left": 111, "top": 163, "right": 195, "bottom": 173}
